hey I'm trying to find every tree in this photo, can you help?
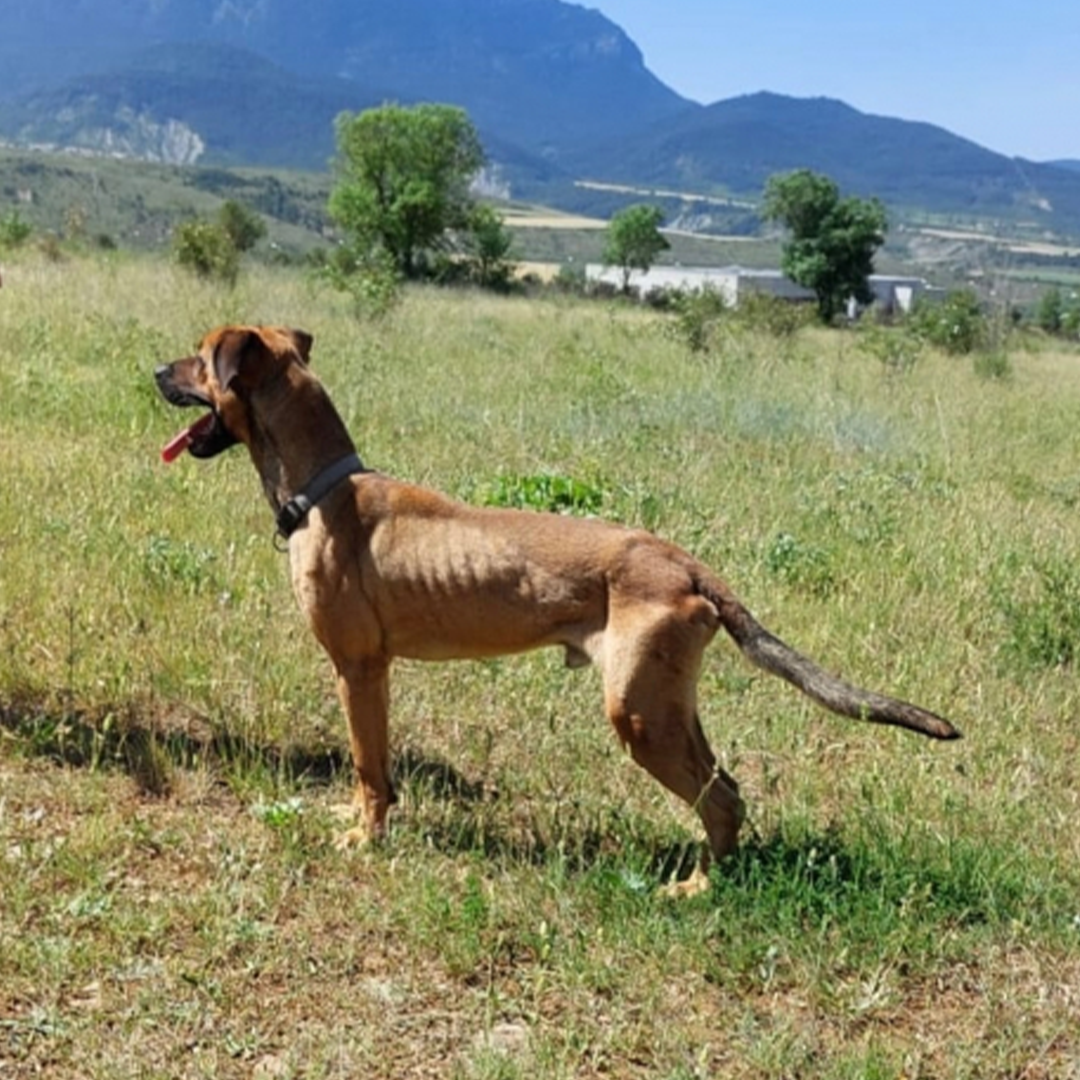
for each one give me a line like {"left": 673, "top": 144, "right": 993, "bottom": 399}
{"left": 218, "top": 199, "right": 266, "bottom": 254}
{"left": 1036, "top": 286, "right": 1064, "bottom": 334}
{"left": 329, "top": 103, "right": 485, "bottom": 280}
{"left": 602, "top": 204, "right": 670, "bottom": 293}
{"left": 762, "top": 169, "right": 887, "bottom": 323}
{"left": 461, "top": 203, "right": 516, "bottom": 290}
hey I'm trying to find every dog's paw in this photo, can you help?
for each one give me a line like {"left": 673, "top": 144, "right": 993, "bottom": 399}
{"left": 659, "top": 865, "right": 711, "bottom": 900}
{"left": 333, "top": 825, "right": 373, "bottom": 851}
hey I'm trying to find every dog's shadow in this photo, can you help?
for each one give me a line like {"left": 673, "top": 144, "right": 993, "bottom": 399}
{"left": 1, "top": 699, "right": 942, "bottom": 904}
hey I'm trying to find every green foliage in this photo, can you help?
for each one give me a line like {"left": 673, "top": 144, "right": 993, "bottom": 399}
{"left": 1062, "top": 298, "right": 1080, "bottom": 339}
{"left": 973, "top": 347, "right": 1012, "bottom": 381}
{"left": 142, "top": 535, "right": 221, "bottom": 595}
{"left": 314, "top": 242, "right": 402, "bottom": 319}
{"left": 764, "top": 532, "right": 835, "bottom": 596}
{"left": 329, "top": 103, "right": 485, "bottom": 279}
{"left": 668, "top": 286, "right": 811, "bottom": 353}
{"left": 459, "top": 203, "right": 516, "bottom": 291}
{"left": 1034, "top": 285, "right": 1080, "bottom": 339}
{"left": 481, "top": 473, "right": 607, "bottom": 515}
{"left": 170, "top": 199, "right": 266, "bottom": 284}
{"left": 1036, "top": 286, "right": 1064, "bottom": 334}
{"left": 908, "top": 288, "right": 986, "bottom": 354}
{"left": 669, "top": 286, "right": 729, "bottom": 352}
{"left": 763, "top": 168, "right": 887, "bottom": 323}
{"left": 737, "top": 290, "right": 813, "bottom": 337}
{"left": 856, "top": 322, "right": 924, "bottom": 373}
{"left": 552, "top": 262, "right": 587, "bottom": 295}
{"left": 171, "top": 218, "right": 239, "bottom": 284}
{"left": 217, "top": 198, "right": 267, "bottom": 253}
{"left": 0, "top": 209, "right": 32, "bottom": 249}
{"left": 602, "top": 203, "right": 670, "bottom": 293}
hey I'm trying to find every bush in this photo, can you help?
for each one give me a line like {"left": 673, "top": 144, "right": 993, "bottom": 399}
{"left": 1036, "top": 286, "right": 1063, "bottom": 334}
{"left": 0, "top": 210, "right": 32, "bottom": 250}
{"left": 736, "top": 291, "right": 812, "bottom": 337}
{"left": 315, "top": 243, "right": 401, "bottom": 319}
{"left": 908, "top": 288, "right": 986, "bottom": 354}
{"left": 857, "top": 323, "right": 923, "bottom": 374}
{"left": 552, "top": 263, "right": 587, "bottom": 296}
{"left": 670, "top": 286, "right": 728, "bottom": 352}
{"left": 172, "top": 220, "right": 240, "bottom": 284}
{"left": 217, "top": 199, "right": 267, "bottom": 254}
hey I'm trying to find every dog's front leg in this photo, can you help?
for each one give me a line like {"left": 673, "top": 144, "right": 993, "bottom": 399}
{"left": 331, "top": 655, "right": 396, "bottom": 850}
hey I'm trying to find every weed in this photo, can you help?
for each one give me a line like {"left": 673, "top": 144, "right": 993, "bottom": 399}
{"left": 480, "top": 472, "right": 607, "bottom": 515}
{"left": 765, "top": 531, "right": 836, "bottom": 596}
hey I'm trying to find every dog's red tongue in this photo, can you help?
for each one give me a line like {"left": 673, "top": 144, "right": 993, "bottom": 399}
{"left": 161, "top": 413, "right": 215, "bottom": 463}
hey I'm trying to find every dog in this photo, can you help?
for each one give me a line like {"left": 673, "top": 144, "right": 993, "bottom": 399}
{"left": 155, "top": 324, "right": 960, "bottom": 870}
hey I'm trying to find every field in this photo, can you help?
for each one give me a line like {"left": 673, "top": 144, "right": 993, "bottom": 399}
{"left": 1, "top": 253, "right": 1080, "bottom": 1078}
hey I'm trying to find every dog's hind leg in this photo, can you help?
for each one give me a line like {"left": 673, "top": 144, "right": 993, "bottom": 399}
{"left": 332, "top": 656, "right": 396, "bottom": 849}
{"left": 600, "top": 606, "right": 745, "bottom": 867}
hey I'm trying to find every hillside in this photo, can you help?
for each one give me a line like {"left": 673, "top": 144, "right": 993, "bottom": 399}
{"left": 0, "top": 146, "right": 333, "bottom": 254}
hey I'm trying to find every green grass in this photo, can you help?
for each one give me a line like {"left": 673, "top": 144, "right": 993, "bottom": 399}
{"left": 2, "top": 251, "right": 1080, "bottom": 1077}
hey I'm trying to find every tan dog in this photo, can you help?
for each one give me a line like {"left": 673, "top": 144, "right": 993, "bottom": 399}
{"left": 156, "top": 325, "right": 959, "bottom": 867}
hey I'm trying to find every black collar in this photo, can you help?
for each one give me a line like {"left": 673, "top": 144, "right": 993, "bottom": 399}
{"left": 275, "top": 452, "right": 368, "bottom": 541}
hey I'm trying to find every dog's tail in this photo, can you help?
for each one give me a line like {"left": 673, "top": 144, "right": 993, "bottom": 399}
{"left": 695, "top": 573, "right": 961, "bottom": 741}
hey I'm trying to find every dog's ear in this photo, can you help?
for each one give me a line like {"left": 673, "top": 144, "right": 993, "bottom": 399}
{"left": 211, "top": 328, "right": 260, "bottom": 393}
{"left": 282, "top": 328, "right": 313, "bottom": 365}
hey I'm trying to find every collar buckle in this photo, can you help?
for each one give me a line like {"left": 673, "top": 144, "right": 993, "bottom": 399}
{"left": 273, "top": 453, "right": 366, "bottom": 545}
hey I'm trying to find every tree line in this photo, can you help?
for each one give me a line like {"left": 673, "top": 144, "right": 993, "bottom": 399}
{"left": 160, "top": 100, "right": 894, "bottom": 324}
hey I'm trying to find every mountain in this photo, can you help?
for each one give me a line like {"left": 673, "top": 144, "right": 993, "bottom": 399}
{"left": 2, "top": 2, "right": 1080, "bottom": 236}
{"left": 0, "top": 44, "right": 391, "bottom": 168}
{"left": 569, "top": 93, "right": 1080, "bottom": 231}
{"left": 0, "top": 0, "right": 691, "bottom": 160}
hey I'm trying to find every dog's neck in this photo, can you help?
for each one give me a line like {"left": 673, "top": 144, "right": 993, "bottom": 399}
{"left": 247, "top": 368, "right": 360, "bottom": 517}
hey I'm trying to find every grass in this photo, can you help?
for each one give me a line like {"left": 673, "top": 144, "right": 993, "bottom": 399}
{"left": 2, "top": 251, "right": 1080, "bottom": 1077}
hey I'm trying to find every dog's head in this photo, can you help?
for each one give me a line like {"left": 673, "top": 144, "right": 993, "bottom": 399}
{"left": 155, "top": 325, "right": 313, "bottom": 461}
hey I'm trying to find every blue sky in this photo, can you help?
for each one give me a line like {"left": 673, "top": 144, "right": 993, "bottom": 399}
{"left": 590, "top": 1, "right": 1079, "bottom": 161}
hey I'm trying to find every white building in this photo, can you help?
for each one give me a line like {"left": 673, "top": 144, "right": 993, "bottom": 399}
{"left": 585, "top": 264, "right": 934, "bottom": 315}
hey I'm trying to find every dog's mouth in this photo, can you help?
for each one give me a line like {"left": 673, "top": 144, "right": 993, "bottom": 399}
{"left": 161, "top": 409, "right": 216, "bottom": 462}
{"left": 161, "top": 404, "right": 240, "bottom": 461}
{"left": 156, "top": 364, "right": 240, "bottom": 462}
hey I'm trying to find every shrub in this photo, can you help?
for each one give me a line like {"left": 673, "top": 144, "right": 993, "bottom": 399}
{"left": 670, "top": 286, "right": 728, "bottom": 352}
{"left": 172, "top": 220, "right": 239, "bottom": 284}
{"left": 908, "top": 288, "right": 986, "bottom": 354}
{"left": 315, "top": 243, "right": 401, "bottom": 319}
{"left": 1036, "top": 286, "right": 1063, "bottom": 334}
{"left": 552, "top": 263, "right": 586, "bottom": 296}
{"left": 736, "top": 291, "right": 812, "bottom": 337}
{"left": 857, "top": 322, "right": 923, "bottom": 374}
{"left": 217, "top": 199, "right": 267, "bottom": 254}
{"left": 0, "top": 210, "right": 32, "bottom": 250}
